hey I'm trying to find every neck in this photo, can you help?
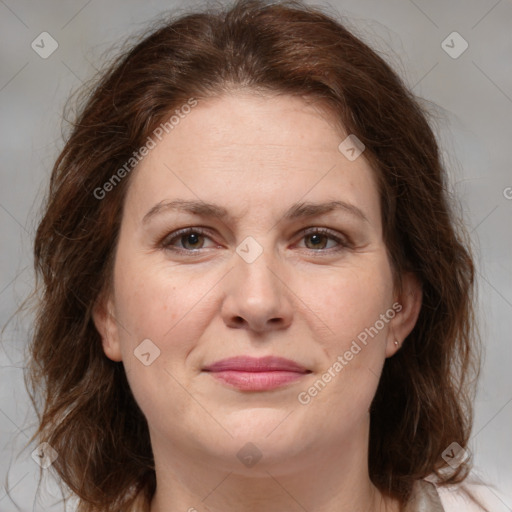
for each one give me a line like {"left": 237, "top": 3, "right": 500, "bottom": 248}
{"left": 148, "top": 417, "right": 399, "bottom": 512}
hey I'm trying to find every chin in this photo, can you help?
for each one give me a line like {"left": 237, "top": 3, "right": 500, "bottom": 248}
{"left": 220, "top": 406, "right": 297, "bottom": 439}
{"left": 208, "top": 415, "right": 314, "bottom": 468}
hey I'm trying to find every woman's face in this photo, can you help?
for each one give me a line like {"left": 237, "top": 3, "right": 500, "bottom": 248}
{"left": 94, "top": 92, "right": 420, "bottom": 476}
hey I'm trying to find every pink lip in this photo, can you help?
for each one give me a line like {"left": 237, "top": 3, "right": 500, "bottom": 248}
{"left": 203, "top": 356, "right": 311, "bottom": 391}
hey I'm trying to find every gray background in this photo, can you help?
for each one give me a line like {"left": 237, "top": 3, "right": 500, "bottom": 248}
{"left": 0, "top": 0, "right": 511, "bottom": 510}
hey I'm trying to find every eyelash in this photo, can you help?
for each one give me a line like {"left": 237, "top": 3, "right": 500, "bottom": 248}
{"left": 159, "top": 227, "right": 351, "bottom": 256}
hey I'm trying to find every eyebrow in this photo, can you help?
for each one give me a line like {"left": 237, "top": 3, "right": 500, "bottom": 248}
{"left": 142, "top": 198, "right": 369, "bottom": 225}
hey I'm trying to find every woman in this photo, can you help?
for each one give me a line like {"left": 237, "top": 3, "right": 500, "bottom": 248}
{"left": 28, "top": 0, "right": 485, "bottom": 510}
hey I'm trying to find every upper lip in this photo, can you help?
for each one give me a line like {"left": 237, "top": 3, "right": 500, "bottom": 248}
{"left": 203, "top": 356, "right": 310, "bottom": 373}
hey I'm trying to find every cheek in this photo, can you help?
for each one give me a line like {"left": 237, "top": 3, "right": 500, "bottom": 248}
{"left": 296, "top": 258, "right": 394, "bottom": 415}
{"left": 304, "top": 258, "right": 394, "bottom": 348}
{"left": 112, "top": 248, "right": 226, "bottom": 384}
{"left": 113, "top": 251, "right": 200, "bottom": 341}
{"left": 111, "top": 256, "right": 208, "bottom": 431}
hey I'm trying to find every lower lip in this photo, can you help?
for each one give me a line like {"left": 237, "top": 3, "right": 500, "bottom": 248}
{"left": 206, "top": 370, "right": 307, "bottom": 391}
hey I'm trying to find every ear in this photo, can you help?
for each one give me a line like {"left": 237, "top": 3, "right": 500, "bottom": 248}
{"left": 385, "top": 272, "right": 422, "bottom": 357}
{"left": 92, "top": 291, "right": 123, "bottom": 362}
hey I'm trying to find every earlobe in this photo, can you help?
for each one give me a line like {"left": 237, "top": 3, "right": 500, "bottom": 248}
{"left": 92, "top": 293, "right": 123, "bottom": 362}
{"left": 386, "top": 272, "right": 423, "bottom": 357}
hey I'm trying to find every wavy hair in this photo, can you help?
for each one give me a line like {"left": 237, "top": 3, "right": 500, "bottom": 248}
{"left": 26, "top": 1, "right": 480, "bottom": 510}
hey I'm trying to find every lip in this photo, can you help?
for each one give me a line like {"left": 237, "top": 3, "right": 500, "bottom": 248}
{"left": 203, "top": 356, "right": 311, "bottom": 391}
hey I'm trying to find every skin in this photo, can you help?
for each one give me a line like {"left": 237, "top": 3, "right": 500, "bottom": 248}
{"left": 93, "top": 91, "right": 422, "bottom": 512}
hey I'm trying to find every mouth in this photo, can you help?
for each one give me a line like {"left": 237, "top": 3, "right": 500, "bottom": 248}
{"left": 203, "top": 355, "right": 312, "bottom": 391}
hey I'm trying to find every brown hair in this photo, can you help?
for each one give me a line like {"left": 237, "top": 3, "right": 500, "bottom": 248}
{"left": 27, "top": 0, "right": 480, "bottom": 510}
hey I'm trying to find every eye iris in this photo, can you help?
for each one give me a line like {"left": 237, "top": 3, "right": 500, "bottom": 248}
{"left": 182, "top": 232, "right": 203, "bottom": 249}
{"left": 306, "top": 233, "right": 327, "bottom": 249}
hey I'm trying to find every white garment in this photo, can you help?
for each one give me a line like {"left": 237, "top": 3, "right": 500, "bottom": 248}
{"left": 405, "top": 480, "right": 445, "bottom": 511}
{"left": 411, "top": 477, "right": 509, "bottom": 512}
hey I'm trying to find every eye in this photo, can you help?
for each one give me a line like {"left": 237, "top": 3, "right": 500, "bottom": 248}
{"left": 296, "top": 228, "right": 350, "bottom": 252}
{"left": 159, "top": 226, "right": 351, "bottom": 255}
{"left": 160, "top": 227, "right": 216, "bottom": 252}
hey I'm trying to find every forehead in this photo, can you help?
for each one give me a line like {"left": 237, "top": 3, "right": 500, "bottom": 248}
{"left": 124, "top": 93, "right": 381, "bottom": 229}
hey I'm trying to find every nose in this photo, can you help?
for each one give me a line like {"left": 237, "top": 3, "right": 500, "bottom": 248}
{"left": 220, "top": 246, "right": 294, "bottom": 333}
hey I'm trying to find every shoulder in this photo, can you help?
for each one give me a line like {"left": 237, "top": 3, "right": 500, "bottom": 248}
{"left": 417, "top": 475, "right": 507, "bottom": 512}
{"left": 436, "top": 480, "right": 509, "bottom": 512}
